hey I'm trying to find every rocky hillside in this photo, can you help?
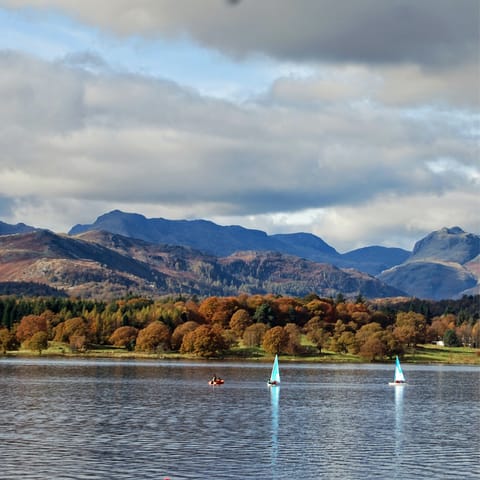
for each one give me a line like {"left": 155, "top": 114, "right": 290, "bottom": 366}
{"left": 378, "top": 227, "right": 480, "bottom": 300}
{"left": 0, "top": 229, "right": 405, "bottom": 299}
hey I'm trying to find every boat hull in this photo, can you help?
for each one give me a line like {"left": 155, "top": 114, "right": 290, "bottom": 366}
{"left": 388, "top": 381, "right": 406, "bottom": 386}
{"left": 208, "top": 380, "right": 224, "bottom": 385}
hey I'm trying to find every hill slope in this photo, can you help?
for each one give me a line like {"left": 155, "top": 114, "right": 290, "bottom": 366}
{"left": 0, "top": 230, "right": 405, "bottom": 299}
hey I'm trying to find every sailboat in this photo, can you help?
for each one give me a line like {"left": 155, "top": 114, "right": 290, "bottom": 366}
{"left": 389, "top": 355, "right": 406, "bottom": 385}
{"left": 267, "top": 354, "right": 280, "bottom": 386}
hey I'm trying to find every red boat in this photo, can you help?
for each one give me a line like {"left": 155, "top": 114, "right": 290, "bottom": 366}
{"left": 208, "top": 378, "right": 224, "bottom": 385}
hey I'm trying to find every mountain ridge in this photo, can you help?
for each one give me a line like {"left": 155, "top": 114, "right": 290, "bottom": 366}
{"left": 0, "top": 229, "right": 406, "bottom": 299}
{"left": 69, "top": 210, "right": 409, "bottom": 274}
{"left": 1, "top": 212, "right": 479, "bottom": 300}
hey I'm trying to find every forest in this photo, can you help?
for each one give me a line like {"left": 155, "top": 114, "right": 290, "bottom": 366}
{"left": 0, "top": 293, "right": 479, "bottom": 361}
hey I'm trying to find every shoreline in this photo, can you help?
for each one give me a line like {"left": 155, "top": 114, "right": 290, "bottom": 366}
{"left": 3, "top": 345, "right": 480, "bottom": 365}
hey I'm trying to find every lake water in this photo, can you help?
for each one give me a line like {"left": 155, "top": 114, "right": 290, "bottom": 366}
{"left": 0, "top": 358, "right": 479, "bottom": 480}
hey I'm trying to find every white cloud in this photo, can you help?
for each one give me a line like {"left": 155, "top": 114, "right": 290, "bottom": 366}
{"left": 0, "top": 1, "right": 478, "bottom": 251}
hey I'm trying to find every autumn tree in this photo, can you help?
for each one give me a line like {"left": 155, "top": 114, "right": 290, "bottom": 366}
{"left": 330, "top": 331, "right": 356, "bottom": 354}
{"left": 0, "top": 328, "right": 17, "bottom": 354}
{"left": 25, "top": 331, "right": 48, "bottom": 354}
{"left": 304, "top": 316, "right": 330, "bottom": 352}
{"left": 284, "top": 323, "right": 302, "bottom": 355}
{"left": 109, "top": 326, "right": 139, "bottom": 350}
{"left": 135, "top": 321, "right": 171, "bottom": 353}
{"left": 53, "top": 317, "right": 89, "bottom": 344}
{"left": 394, "top": 311, "right": 426, "bottom": 347}
{"left": 229, "top": 309, "right": 252, "bottom": 338}
{"left": 427, "top": 315, "right": 455, "bottom": 343}
{"left": 171, "top": 321, "right": 199, "bottom": 351}
{"left": 271, "top": 298, "right": 308, "bottom": 327}
{"left": 262, "top": 326, "right": 289, "bottom": 355}
{"left": 16, "top": 315, "right": 48, "bottom": 345}
{"left": 197, "top": 296, "right": 239, "bottom": 326}
{"left": 242, "top": 323, "right": 268, "bottom": 347}
{"left": 356, "top": 323, "right": 384, "bottom": 360}
{"left": 328, "top": 319, "right": 357, "bottom": 353}
{"left": 69, "top": 334, "right": 87, "bottom": 353}
{"left": 304, "top": 299, "right": 335, "bottom": 323}
{"left": 180, "top": 325, "right": 227, "bottom": 357}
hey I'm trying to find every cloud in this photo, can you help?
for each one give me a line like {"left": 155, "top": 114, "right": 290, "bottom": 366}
{"left": 1, "top": 0, "right": 478, "bottom": 67}
{"left": 0, "top": 51, "right": 477, "bottom": 250}
{"left": 268, "top": 63, "right": 479, "bottom": 110}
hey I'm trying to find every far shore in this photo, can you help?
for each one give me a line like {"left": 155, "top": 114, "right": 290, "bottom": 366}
{"left": 3, "top": 344, "right": 480, "bottom": 365}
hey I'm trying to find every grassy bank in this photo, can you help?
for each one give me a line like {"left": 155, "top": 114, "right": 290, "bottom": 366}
{"left": 5, "top": 343, "right": 480, "bottom": 365}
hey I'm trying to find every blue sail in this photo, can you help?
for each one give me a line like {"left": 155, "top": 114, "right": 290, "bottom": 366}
{"left": 269, "top": 354, "right": 280, "bottom": 385}
{"left": 394, "top": 356, "right": 406, "bottom": 383}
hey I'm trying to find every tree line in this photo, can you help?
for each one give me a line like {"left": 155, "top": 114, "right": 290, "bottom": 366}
{"left": 0, "top": 293, "right": 478, "bottom": 359}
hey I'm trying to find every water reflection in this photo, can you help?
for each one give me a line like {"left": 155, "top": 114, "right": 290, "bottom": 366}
{"left": 394, "top": 384, "right": 405, "bottom": 473}
{"left": 270, "top": 386, "right": 280, "bottom": 473}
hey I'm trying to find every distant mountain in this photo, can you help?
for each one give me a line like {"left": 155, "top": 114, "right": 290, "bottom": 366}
{"left": 409, "top": 226, "right": 480, "bottom": 264}
{"left": 378, "top": 261, "right": 477, "bottom": 301}
{"left": 70, "top": 210, "right": 282, "bottom": 257}
{"left": 0, "top": 220, "right": 37, "bottom": 235}
{"left": 341, "top": 246, "right": 411, "bottom": 275}
{"left": 69, "top": 210, "right": 409, "bottom": 274}
{"left": 3, "top": 212, "right": 478, "bottom": 300}
{"left": 377, "top": 227, "right": 480, "bottom": 300}
{"left": 0, "top": 229, "right": 405, "bottom": 299}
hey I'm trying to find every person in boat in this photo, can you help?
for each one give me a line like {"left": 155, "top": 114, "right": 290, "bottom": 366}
{"left": 211, "top": 374, "right": 219, "bottom": 383}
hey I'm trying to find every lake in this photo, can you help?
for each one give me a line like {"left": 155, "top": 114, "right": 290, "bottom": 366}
{"left": 0, "top": 358, "right": 479, "bottom": 479}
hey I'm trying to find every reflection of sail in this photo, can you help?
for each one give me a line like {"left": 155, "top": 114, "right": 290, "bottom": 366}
{"left": 270, "top": 386, "right": 280, "bottom": 472}
{"left": 393, "top": 383, "right": 404, "bottom": 475}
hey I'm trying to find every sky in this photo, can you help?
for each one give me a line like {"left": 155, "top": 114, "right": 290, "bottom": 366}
{"left": 0, "top": 0, "right": 478, "bottom": 252}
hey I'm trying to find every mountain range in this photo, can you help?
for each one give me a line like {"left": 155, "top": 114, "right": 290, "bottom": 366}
{"left": 70, "top": 210, "right": 410, "bottom": 275}
{"left": 0, "top": 210, "right": 478, "bottom": 300}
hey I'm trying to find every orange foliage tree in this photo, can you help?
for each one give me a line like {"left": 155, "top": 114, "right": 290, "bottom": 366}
{"left": 229, "top": 309, "right": 253, "bottom": 338}
{"left": 135, "top": 321, "right": 171, "bottom": 353}
{"left": 262, "top": 326, "right": 289, "bottom": 355}
{"left": 16, "top": 315, "right": 48, "bottom": 344}
{"left": 171, "top": 321, "right": 200, "bottom": 350}
{"left": 53, "top": 317, "right": 89, "bottom": 344}
{"left": 394, "top": 312, "right": 426, "bottom": 347}
{"left": 180, "top": 325, "right": 227, "bottom": 357}
{"left": 109, "top": 326, "right": 139, "bottom": 349}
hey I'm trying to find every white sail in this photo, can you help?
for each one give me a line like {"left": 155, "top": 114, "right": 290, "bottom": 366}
{"left": 391, "top": 356, "right": 406, "bottom": 384}
{"left": 268, "top": 354, "right": 280, "bottom": 385}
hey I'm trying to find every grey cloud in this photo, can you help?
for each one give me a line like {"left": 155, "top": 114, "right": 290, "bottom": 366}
{"left": 0, "top": 51, "right": 85, "bottom": 133}
{"left": 1, "top": 0, "right": 478, "bottom": 67}
{"left": 0, "top": 52, "right": 477, "bottom": 224}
